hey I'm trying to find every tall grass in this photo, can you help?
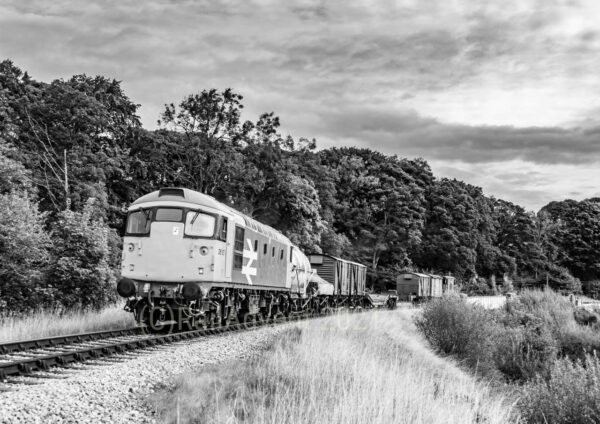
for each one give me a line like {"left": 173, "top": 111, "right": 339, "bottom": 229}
{"left": 151, "top": 310, "right": 518, "bottom": 424}
{"left": 0, "top": 303, "right": 136, "bottom": 343}
{"left": 415, "top": 290, "right": 600, "bottom": 423}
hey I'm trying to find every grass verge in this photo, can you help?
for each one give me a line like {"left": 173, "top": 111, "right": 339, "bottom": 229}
{"left": 0, "top": 303, "right": 136, "bottom": 343}
{"left": 150, "top": 310, "right": 518, "bottom": 424}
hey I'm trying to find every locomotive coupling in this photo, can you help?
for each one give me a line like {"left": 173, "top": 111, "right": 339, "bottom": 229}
{"left": 117, "top": 277, "right": 137, "bottom": 298}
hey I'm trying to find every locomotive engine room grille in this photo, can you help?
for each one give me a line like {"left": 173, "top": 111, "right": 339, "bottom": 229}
{"left": 233, "top": 226, "right": 244, "bottom": 269}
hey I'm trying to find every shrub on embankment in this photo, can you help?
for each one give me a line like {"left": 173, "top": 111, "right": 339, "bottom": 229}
{"left": 415, "top": 290, "right": 600, "bottom": 423}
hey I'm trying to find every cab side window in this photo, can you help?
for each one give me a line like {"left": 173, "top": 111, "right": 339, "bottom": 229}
{"left": 219, "top": 217, "right": 228, "bottom": 241}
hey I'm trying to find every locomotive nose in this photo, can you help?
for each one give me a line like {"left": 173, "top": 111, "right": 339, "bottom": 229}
{"left": 117, "top": 277, "right": 137, "bottom": 297}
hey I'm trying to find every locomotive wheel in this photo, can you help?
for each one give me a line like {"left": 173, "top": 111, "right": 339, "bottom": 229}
{"left": 240, "top": 312, "right": 256, "bottom": 328}
{"left": 255, "top": 313, "right": 266, "bottom": 327}
{"left": 139, "top": 305, "right": 175, "bottom": 333}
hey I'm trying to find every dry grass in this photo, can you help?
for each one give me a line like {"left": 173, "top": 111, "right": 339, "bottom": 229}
{"left": 0, "top": 303, "right": 136, "bottom": 343}
{"left": 152, "top": 310, "right": 519, "bottom": 424}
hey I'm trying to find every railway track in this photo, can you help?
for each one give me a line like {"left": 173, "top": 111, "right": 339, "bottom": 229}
{"left": 0, "top": 314, "right": 312, "bottom": 381}
{"left": 0, "top": 326, "right": 144, "bottom": 355}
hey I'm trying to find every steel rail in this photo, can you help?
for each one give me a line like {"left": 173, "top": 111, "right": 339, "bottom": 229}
{"left": 0, "top": 327, "right": 144, "bottom": 355}
{"left": 0, "top": 313, "right": 315, "bottom": 380}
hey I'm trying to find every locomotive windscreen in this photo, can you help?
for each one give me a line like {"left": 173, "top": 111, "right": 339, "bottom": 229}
{"left": 184, "top": 211, "right": 216, "bottom": 237}
{"left": 126, "top": 210, "right": 151, "bottom": 235}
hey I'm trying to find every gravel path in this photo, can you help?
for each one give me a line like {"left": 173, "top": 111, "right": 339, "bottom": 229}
{"left": 0, "top": 323, "right": 291, "bottom": 423}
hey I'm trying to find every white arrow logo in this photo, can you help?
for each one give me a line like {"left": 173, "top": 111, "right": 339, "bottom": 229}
{"left": 241, "top": 238, "right": 258, "bottom": 285}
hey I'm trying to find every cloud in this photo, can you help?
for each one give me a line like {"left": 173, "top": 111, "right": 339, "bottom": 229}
{"left": 2, "top": 0, "right": 600, "bottom": 209}
{"left": 311, "top": 106, "right": 600, "bottom": 165}
{"left": 430, "top": 159, "right": 600, "bottom": 211}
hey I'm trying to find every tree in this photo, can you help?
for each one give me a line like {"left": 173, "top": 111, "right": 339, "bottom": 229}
{"left": 0, "top": 192, "right": 53, "bottom": 311}
{"left": 0, "top": 139, "right": 32, "bottom": 194}
{"left": 541, "top": 199, "right": 600, "bottom": 281}
{"left": 160, "top": 88, "right": 250, "bottom": 142}
{"left": 319, "top": 148, "right": 431, "bottom": 271}
{"left": 48, "top": 199, "right": 117, "bottom": 309}
{"left": 1, "top": 63, "right": 140, "bottom": 222}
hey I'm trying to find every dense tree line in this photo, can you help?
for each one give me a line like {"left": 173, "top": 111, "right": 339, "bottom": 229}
{"left": 1, "top": 60, "right": 598, "bottom": 312}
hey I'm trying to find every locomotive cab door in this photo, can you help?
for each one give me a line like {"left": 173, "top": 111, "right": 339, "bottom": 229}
{"left": 222, "top": 217, "right": 232, "bottom": 279}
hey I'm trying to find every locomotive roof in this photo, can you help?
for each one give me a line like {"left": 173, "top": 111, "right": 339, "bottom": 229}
{"left": 131, "top": 188, "right": 292, "bottom": 244}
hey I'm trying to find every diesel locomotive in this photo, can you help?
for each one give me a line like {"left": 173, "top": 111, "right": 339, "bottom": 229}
{"left": 116, "top": 188, "right": 376, "bottom": 330}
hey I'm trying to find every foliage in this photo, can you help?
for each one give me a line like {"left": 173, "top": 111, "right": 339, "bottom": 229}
{"left": 519, "top": 355, "right": 600, "bottom": 424}
{"left": 0, "top": 140, "right": 32, "bottom": 193}
{"left": 1, "top": 59, "right": 140, "bottom": 223}
{"left": 542, "top": 199, "right": 600, "bottom": 281}
{"left": 47, "top": 199, "right": 117, "bottom": 309}
{"left": 414, "top": 296, "right": 498, "bottom": 375}
{"left": 493, "top": 316, "right": 559, "bottom": 381}
{"left": 416, "top": 290, "right": 600, "bottom": 385}
{"left": 0, "top": 192, "right": 52, "bottom": 311}
{"left": 319, "top": 148, "right": 432, "bottom": 269}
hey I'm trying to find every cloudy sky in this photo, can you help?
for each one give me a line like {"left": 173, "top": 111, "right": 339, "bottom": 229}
{"left": 1, "top": 0, "right": 600, "bottom": 210}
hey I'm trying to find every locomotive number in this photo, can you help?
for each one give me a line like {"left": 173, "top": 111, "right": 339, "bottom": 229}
{"left": 217, "top": 249, "right": 226, "bottom": 256}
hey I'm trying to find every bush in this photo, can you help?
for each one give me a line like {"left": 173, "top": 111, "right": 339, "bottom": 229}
{"left": 505, "top": 290, "right": 574, "bottom": 328}
{"left": 415, "top": 290, "right": 600, "bottom": 384}
{"left": 582, "top": 280, "right": 600, "bottom": 299}
{"left": 48, "top": 198, "right": 117, "bottom": 309}
{"left": 519, "top": 355, "right": 600, "bottom": 424}
{"left": 414, "top": 296, "right": 498, "bottom": 376}
{"left": 505, "top": 290, "right": 600, "bottom": 362}
{"left": 492, "top": 320, "right": 558, "bottom": 381}
{"left": 557, "top": 327, "right": 600, "bottom": 362}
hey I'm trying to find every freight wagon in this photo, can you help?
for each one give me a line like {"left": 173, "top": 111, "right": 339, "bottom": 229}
{"left": 308, "top": 254, "right": 369, "bottom": 307}
{"left": 396, "top": 272, "right": 450, "bottom": 301}
{"left": 430, "top": 274, "right": 443, "bottom": 297}
{"left": 442, "top": 275, "right": 456, "bottom": 294}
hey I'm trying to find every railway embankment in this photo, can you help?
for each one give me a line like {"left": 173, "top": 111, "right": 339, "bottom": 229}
{"left": 150, "top": 309, "right": 517, "bottom": 424}
{"left": 417, "top": 291, "right": 600, "bottom": 423}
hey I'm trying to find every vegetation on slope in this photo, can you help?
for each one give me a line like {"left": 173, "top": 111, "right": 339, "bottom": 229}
{"left": 415, "top": 290, "right": 600, "bottom": 423}
{"left": 150, "top": 310, "right": 518, "bottom": 424}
